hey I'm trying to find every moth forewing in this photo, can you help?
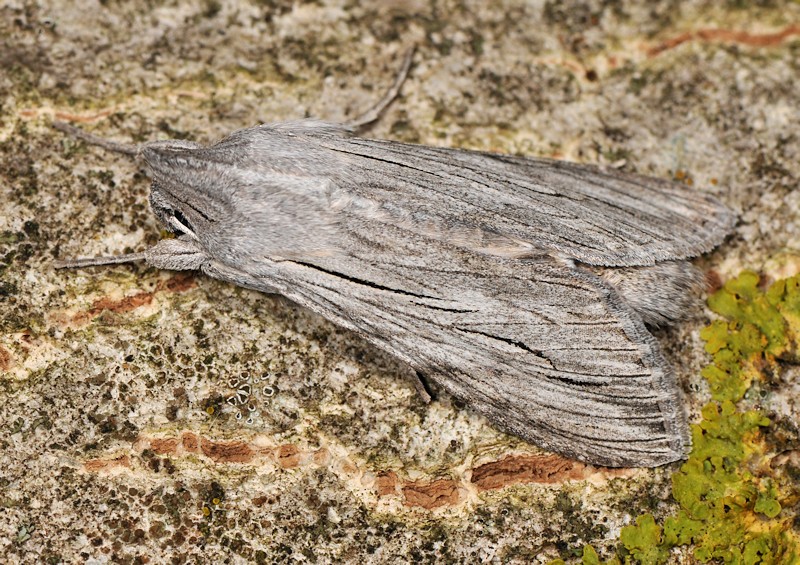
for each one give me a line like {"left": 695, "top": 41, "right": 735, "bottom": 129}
{"left": 222, "top": 234, "right": 692, "bottom": 467}
{"left": 309, "top": 134, "right": 734, "bottom": 267}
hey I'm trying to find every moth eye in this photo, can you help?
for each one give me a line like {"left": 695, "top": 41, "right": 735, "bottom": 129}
{"left": 169, "top": 209, "right": 195, "bottom": 237}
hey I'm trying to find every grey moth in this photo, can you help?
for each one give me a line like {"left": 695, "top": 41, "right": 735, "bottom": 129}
{"left": 53, "top": 56, "right": 734, "bottom": 468}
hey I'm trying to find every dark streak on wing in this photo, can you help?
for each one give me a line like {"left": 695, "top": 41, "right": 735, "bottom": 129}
{"left": 455, "top": 326, "right": 555, "bottom": 368}
{"left": 289, "top": 260, "right": 441, "bottom": 301}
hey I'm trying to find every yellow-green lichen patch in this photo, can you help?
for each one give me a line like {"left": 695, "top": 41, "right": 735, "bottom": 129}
{"left": 554, "top": 272, "right": 800, "bottom": 564}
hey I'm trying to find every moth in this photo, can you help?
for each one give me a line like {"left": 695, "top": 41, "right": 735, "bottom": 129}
{"left": 53, "top": 52, "right": 734, "bottom": 467}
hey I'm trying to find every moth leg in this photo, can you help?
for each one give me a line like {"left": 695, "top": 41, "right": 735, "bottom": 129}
{"left": 53, "top": 251, "right": 147, "bottom": 269}
{"left": 399, "top": 365, "right": 433, "bottom": 404}
{"left": 343, "top": 47, "right": 415, "bottom": 130}
{"left": 54, "top": 238, "right": 205, "bottom": 271}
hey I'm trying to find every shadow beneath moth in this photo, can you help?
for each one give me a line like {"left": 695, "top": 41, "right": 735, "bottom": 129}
{"left": 53, "top": 51, "right": 735, "bottom": 468}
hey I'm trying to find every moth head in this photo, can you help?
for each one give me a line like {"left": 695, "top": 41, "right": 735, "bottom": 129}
{"left": 52, "top": 134, "right": 210, "bottom": 271}
{"left": 142, "top": 131, "right": 342, "bottom": 262}
{"left": 140, "top": 141, "right": 229, "bottom": 241}
{"left": 149, "top": 183, "right": 199, "bottom": 240}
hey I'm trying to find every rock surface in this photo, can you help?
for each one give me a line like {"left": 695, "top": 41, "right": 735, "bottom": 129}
{"left": 1, "top": 0, "right": 799, "bottom": 562}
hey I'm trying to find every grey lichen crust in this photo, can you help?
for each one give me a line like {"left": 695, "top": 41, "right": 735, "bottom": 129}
{"left": 1, "top": 0, "right": 799, "bottom": 563}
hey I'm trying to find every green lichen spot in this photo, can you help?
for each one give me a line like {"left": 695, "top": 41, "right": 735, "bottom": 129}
{"left": 706, "top": 270, "right": 791, "bottom": 358}
{"left": 754, "top": 481, "right": 782, "bottom": 519}
{"left": 620, "top": 514, "right": 670, "bottom": 564}
{"left": 550, "top": 544, "right": 623, "bottom": 565}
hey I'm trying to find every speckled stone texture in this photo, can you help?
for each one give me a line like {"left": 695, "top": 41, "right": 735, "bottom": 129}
{"left": 1, "top": 0, "right": 799, "bottom": 563}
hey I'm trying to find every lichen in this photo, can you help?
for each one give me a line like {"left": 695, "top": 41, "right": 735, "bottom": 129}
{"left": 553, "top": 271, "right": 800, "bottom": 564}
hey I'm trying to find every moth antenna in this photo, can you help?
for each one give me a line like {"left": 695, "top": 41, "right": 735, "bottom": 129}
{"left": 343, "top": 46, "right": 415, "bottom": 130}
{"left": 53, "top": 252, "right": 147, "bottom": 269}
{"left": 52, "top": 121, "right": 139, "bottom": 156}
